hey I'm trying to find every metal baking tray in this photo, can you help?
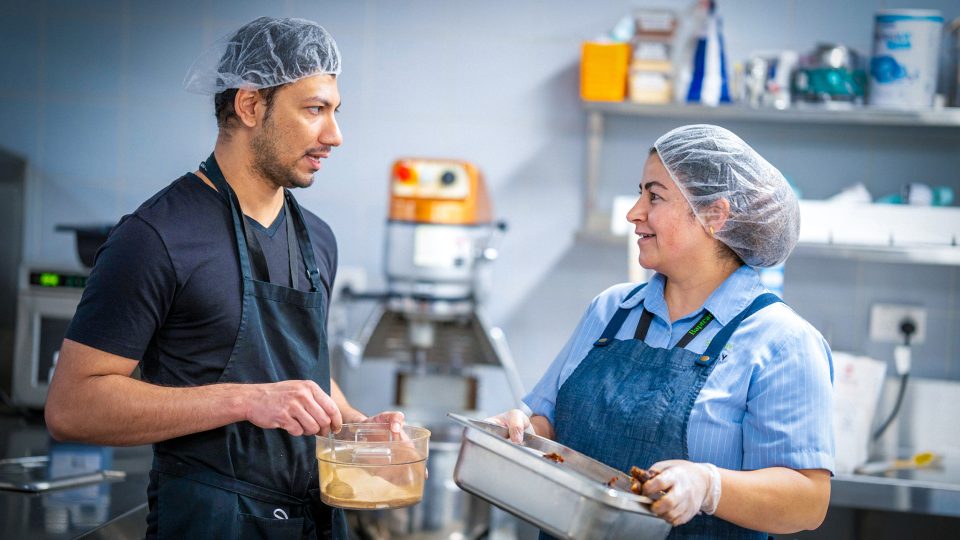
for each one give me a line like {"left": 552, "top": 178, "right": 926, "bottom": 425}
{"left": 0, "top": 454, "right": 126, "bottom": 493}
{"left": 448, "top": 413, "right": 670, "bottom": 540}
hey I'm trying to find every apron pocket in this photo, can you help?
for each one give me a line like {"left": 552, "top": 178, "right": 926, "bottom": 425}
{"left": 238, "top": 513, "right": 304, "bottom": 539}
{"left": 157, "top": 471, "right": 240, "bottom": 538}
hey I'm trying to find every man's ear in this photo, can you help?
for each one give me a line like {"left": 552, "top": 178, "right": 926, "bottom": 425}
{"left": 233, "top": 89, "right": 262, "bottom": 128}
{"left": 701, "top": 198, "right": 730, "bottom": 235}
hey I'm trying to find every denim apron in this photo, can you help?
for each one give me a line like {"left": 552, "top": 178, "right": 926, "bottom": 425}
{"left": 145, "top": 154, "right": 346, "bottom": 539}
{"left": 550, "top": 284, "right": 779, "bottom": 540}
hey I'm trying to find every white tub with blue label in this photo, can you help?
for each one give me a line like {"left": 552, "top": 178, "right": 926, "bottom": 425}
{"left": 868, "top": 9, "right": 944, "bottom": 109}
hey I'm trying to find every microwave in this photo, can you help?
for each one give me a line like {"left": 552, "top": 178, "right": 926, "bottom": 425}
{"left": 12, "top": 269, "right": 86, "bottom": 408}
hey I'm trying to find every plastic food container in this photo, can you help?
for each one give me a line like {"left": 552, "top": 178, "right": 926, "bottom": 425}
{"left": 316, "top": 424, "right": 430, "bottom": 510}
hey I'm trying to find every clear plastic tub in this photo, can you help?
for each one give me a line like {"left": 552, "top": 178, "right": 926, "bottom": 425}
{"left": 316, "top": 424, "right": 430, "bottom": 510}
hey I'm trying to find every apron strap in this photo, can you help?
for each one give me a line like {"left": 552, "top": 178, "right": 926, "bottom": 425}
{"left": 633, "top": 309, "right": 655, "bottom": 341}
{"left": 200, "top": 154, "right": 256, "bottom": 284}
{"left": 236, "top": 201, "right": 300, "bottom": 287}
{"left": 593, "top": 283, "right": 646, "bottom": 347}
{"left": 200, "top": 154, "right": 318, "bottom": 291}
{"left": 283, "top": 198, "right": 298, "bottom": 290}
{"left": 633, "top": 309, "right": 714, "bottom": 347}
{"left": 696, "top": 292, "right": 781, "bottom": 366}
{"left": 285, "top": 190, "right": 325, "bottom": 294}
{"left": 676, "top": 310, "right": 714, "bottom": 348}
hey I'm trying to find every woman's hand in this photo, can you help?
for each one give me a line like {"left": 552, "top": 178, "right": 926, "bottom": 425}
{"left": 484, "top": 409, "right": 532, "bottom": 443}
{"left": 642, "top": 460, "right": 722, "bottom": 527}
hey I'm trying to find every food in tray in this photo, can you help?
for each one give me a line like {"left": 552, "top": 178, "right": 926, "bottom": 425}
{"left": 629, "top": 465, "right": 660, "bottom": 495}
{"left": 606, "top": 476, "right": 620, "bottom": 488}
{"left": 543, "top": 452, "right": 565, "bottom": 463}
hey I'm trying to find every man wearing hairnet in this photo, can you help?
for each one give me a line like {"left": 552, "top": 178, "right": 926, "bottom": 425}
{"left": 45, "top": 17, "right": 397, "bottom": 539}
{"left": 491, "top": 125, "right": 833, "bottom": 539}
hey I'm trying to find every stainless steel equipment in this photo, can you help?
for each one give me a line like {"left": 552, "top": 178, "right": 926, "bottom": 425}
{"left": 449, "top": 414, "right": 671, "bottom": 540}
{"left": 340, "top": 158, "right": 524, "bottom": 413}
{"left": 337, "top": 158, "right": 525, "bottom": 413}
{"left": 11, "top": 223, "right": 112, "bottom": 408}
{"left": 334, "top": 159, "right": 525, "bottom": 539}
{"left": 12, "top": 268, "right": 88, "bottom": 408}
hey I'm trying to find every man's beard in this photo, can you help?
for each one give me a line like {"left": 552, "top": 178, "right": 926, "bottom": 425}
{"left": 250, "top": 121, "right": 313, "bottom": 190}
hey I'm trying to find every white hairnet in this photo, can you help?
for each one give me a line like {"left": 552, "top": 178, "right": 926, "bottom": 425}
{"left": 184, "top": 17, "right": 341, "bottom": 94}
{"left": 653, "top": 124, "right": 800, "bottom": 268}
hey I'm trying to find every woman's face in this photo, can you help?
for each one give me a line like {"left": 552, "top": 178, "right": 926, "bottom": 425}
{"left": 626, "top": 154, "right": 712, "bottom": 276}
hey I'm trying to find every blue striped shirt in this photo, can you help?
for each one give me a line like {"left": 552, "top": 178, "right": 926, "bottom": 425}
{"left": 524, "top": 265, "right": 835, "bottom": 473}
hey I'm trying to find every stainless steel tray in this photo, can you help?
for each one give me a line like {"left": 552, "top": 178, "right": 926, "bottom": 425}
{"left": 449, "top": 413, "right": 670, "bottom": 540}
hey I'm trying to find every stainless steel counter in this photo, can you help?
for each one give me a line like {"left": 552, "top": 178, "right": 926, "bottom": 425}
{"left": 0, "top": 416, "right": 152, "bottom": 539}
{"left": 831, "top": 459, "right": 960, "bottom": 518}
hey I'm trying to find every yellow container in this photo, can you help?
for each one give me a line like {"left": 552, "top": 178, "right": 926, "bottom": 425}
{"left": 580, "top": 42, "right": 631, "bottom": 101}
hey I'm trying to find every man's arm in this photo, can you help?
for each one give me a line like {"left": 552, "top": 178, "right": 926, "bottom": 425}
{"left": 45, "top": 339, "right": 343, "bottom": 446}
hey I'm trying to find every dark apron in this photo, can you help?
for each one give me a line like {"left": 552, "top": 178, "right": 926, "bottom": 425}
{"left": 549, "top": 284, "right": 779, "bottom": 540}
{"left": 145, "top": 154, "right": 346, "bottom": 539}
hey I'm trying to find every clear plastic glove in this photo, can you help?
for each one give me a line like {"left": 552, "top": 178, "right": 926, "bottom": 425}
{"left": 484, "top": 409, "right": 532, "bottom": 443}
{"left": 641, "top": 460, "right": 721, "bottom": 527}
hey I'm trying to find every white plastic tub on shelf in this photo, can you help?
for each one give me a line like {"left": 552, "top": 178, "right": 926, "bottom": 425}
{"left": 799, "top": 201, "right": 960, "bottom": 247}
{"left": 795, "top": 201, "right": 960, "bottom": 266}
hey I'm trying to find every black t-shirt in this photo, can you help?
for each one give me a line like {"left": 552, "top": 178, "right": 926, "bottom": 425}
{"left": 65, "top": 173, "right": 337, "bottom": 385}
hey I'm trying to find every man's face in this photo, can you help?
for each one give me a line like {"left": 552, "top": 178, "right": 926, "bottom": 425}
{"left": 250, "top": 74, "right": 342, "bottom": 189}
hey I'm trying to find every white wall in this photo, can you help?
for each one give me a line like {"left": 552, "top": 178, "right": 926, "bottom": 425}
{"left": 3, "top": 0, "right": 960, "bottom": 393}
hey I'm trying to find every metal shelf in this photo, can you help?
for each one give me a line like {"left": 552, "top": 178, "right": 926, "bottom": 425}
{"left": 577, "top": 224, "right": 960, "bottom": 267}
{"left": 583, "top": 101, "right": 960, "bottom": 128}
{"left": 792, "top": 242, "right": 960, "bottom": 266}
{"left": 579, "top": 101, "right": 960, "bottom": 267}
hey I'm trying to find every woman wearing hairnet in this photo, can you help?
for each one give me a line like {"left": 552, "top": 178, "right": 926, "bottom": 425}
{"left": 491, "top": 125, "right": 833, "bottom": 539}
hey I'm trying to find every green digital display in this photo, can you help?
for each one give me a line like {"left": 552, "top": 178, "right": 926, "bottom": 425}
{"left": 29, "top": 271, "right": 87, "bottom": 289}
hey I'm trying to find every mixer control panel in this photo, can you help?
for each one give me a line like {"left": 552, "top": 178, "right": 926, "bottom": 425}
{"left": 392, "top": 160, "right": 469, "bottom": 200}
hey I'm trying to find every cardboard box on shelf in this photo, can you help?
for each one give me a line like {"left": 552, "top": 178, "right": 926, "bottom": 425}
{"left": 628, "top": 71, "right": 672, "bottom": 104}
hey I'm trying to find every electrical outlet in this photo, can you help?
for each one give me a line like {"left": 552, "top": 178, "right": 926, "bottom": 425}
{"left": 869, "top": 303, "right": 926, "bottom": 345}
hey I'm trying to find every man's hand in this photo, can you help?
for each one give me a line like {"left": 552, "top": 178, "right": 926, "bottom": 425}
{"left": 244, "top": 380, "right": 343, "bottom": 436}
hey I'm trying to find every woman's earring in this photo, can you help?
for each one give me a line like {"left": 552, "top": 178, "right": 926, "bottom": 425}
{"left": 709, "top": 226, "right": 715, "bottom": 237}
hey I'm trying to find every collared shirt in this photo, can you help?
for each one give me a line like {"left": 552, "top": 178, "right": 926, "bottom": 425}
{"left": 524, "top": 265, "right": 835, "bottom": 473}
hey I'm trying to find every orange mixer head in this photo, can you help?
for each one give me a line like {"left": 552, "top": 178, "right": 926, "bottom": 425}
{"left": 388, "top": 158, "right": 492, "bottom": 225}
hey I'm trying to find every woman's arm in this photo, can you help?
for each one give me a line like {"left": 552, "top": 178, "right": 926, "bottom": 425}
{"left": 642, "top": 462, "right": 830, "bottom": 533}
{"left": 713, "top": 467, "right": 830, "bottom": 533}
{"left": 530, "top": 414, "right": 555, "bottom": 439}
